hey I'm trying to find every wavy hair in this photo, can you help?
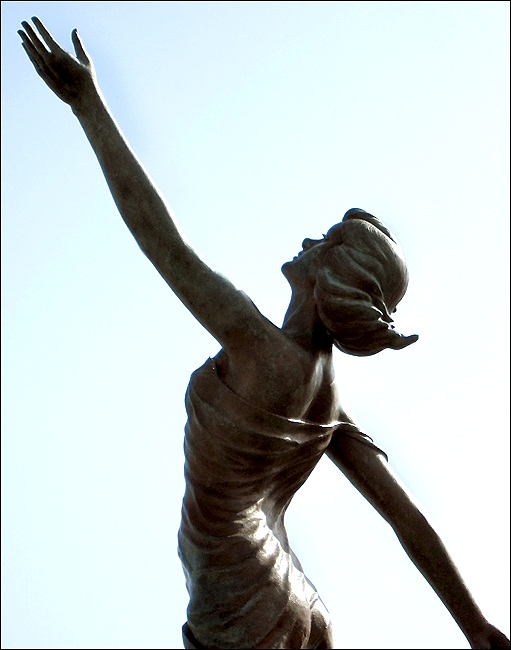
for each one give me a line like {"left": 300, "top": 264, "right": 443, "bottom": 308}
{"left": 314, "top": 209, "right": 418, "bottom": 356}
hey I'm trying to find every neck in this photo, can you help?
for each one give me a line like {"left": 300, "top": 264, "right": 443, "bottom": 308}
{"left": 281, "top": 288, "right": 333, "bottom": 354}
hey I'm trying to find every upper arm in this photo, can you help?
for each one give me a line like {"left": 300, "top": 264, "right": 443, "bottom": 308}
{"left": 147, "top": 238, "right": 271, "bottom": 353}
{"left": 326, "top": 432, "right": 423, "bottom": 529}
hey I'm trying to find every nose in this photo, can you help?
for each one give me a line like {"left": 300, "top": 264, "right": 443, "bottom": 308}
{"left": 302, "top": 238, "right": 321, "bottom": 251}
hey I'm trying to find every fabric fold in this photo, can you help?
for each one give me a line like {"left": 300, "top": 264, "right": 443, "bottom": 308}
{"left": 178, "top": 357, "right": 383, "bottom": 649}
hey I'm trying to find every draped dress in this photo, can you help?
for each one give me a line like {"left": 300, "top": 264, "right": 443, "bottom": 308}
{"left": 178, "top": 357, "right": 384, "bottom": 649}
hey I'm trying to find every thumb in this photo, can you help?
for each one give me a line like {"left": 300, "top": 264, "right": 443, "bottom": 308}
{"left": 72, "top": 29, "right": 90, "bottom": 65}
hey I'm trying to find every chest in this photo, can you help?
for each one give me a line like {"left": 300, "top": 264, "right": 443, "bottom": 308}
{"left": 214, "top": 348, "right": 339, "bottom": 424}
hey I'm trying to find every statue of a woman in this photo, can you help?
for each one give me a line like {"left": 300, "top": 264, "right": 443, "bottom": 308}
{"left": 18, "top": 18, "right": 510, "bottom": 650}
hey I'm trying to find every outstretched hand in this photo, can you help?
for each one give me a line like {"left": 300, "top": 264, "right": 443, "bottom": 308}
{"left": 18, "top": 17, "right": 97, "bottom": 108}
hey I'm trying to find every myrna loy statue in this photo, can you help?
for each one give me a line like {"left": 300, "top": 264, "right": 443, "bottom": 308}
{"left": 18, "top": 17, "right": 510, "bottom": 650}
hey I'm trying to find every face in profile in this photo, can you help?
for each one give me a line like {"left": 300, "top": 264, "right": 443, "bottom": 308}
{"left": 281, "top": 234, "right": 335, "bottom": 287}
{"left": 281, "top": 217, "right": 356, "bottom": 286}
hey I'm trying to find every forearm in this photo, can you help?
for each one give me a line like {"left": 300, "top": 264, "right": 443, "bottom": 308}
{"left": 326, "top": 437, "right": 503, "bottom": 648}
{"left": 71, "top": 90, "right": 252, "bottom": 346}
{"left": 395, "top": 511, "right": 488, "bottom": 644}
{"left": 72, "top": 90, "right": 184, "bottom": 260}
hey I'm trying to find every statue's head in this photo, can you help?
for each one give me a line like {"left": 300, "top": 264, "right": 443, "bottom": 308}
{"left": 283, "top": 208, "right": 418, "bottom": 356}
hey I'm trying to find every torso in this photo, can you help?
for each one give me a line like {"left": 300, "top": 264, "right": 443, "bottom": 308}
{"left": 180, "top": 295, "right": 358, "bottom": 649}
{"left": 180, "top": 355, "right": 339, "bottom": 648}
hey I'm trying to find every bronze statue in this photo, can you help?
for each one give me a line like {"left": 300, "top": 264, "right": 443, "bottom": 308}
{"left": 18, "top": 17, "right": 510, "bottom": 650}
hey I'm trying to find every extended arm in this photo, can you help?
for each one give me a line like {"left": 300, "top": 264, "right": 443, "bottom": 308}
{"left": 18, "top": 17, "right": 264, "bottom": 351}
{"left": 326, "top": 433, "right": 510, "bottom": 650}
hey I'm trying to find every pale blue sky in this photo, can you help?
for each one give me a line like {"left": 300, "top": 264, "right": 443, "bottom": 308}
{"left": 2, "top": 2, "right": 509, "bottom": 649}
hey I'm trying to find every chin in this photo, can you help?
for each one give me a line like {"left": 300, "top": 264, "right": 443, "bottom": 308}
{"left": 281, "top": 261, "right": 293, "bottom": 277}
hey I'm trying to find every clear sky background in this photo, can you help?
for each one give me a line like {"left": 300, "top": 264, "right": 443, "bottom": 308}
{"left": 2, "top": 2, "right": 509, "bottom": 649}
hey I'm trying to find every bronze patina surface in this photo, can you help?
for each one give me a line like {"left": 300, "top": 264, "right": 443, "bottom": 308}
{"left": 18, "top": 17, "right": 510, "bottom": 650}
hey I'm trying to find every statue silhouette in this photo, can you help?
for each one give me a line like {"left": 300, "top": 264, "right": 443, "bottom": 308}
{"left": 18, "top": 17, "right": 510, "bottom": 650}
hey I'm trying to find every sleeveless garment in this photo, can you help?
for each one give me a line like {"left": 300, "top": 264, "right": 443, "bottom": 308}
{"left": 178, "top": 358, "right": 385, "bottom": 649}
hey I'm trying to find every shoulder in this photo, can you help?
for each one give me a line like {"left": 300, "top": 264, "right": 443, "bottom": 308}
{"left": 152, "top": 241, "right": 277, "bottom": 354}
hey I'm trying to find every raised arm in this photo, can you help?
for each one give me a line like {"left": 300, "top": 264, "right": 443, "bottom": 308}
{"left": 18, "top": 17, "right": 265, "bottom": 352}
{"left": 326, "top": 432, "right": 510, "bottom": 650}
